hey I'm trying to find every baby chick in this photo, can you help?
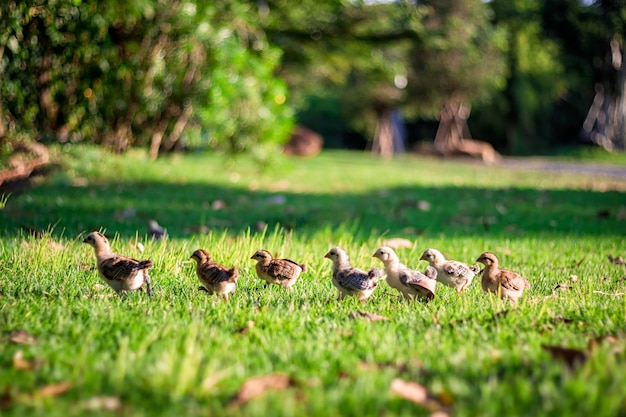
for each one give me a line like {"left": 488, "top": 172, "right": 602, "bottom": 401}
{"left": 83, "top": 231, "right": 152, "bottom": 296}
{"left": 373, "top": 246, "right": 437, "bottom": 302}
{"left": 476, "top": 252, "right": 530, "bottom": 304}
{"left": 324, "top": 247, "right": 382, "bottom": 302}
{"left": 250, "top": 249, "right": 307, "bottom": 290}
{"left": 191, "top": 249, "right": 238, "bottom": 301}
{"left": 420, "top": 248, "right": 479, "bottom": 293}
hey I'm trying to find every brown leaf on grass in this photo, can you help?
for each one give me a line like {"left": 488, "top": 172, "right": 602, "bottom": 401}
{"left": 390, "top": 378, "right": 428, "bottom": 404}
{"left": 390, "top": 378, "right": 446, "bottom": 411}
{"left": 31, "top": 382, "right": 72, "bottom": 398}
{"left": 82, "top": 396, "right": 122, "bottom": 411}
{"left": 13, "top": 351, "right": 39, "bottom": 370}
{"left": 608, "top": 255, "right": 626, "bottom": 266}
{"left": 552, "top": 283, "right": 572, "bottom": 294}
{"left": 541, "top": 345, "right": 588, "bottom": 368}
{"left": 21, "top": 225, "right": 46, "bottom": 238}
{"left": 381, "top": 238, "right": 413, "bottom": 249}
{"left": 229, "top": 374, "right": 295, "bottom": 407}
{"left": 349, "top": 311, "right": 389, "bottom": 322}
{"left": 236, "top": 320, "right": 255, "bottom": 335}
{"left": 572, "top": 257, "right": 586, "bottom": 268}
{"left": 6, "top": 330, "right": 37, "bottom": 345}
{"left": 587, "top": 335, "right": 619, "bottom": 351}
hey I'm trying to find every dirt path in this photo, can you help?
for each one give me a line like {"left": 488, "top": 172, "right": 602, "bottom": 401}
{"left": 500, "top": 158, "right": 626, "bottom": 180}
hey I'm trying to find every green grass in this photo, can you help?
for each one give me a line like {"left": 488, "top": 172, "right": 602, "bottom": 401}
{"left": 1, "top": 146, "right": 626, "bottom": 416}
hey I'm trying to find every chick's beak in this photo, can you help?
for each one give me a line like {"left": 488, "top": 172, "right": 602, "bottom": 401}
{"left": 419, "top": 254, "right": 426, "bottom": 261}
{"left": 323, "top": 252, "right": 330, "bottom": 259}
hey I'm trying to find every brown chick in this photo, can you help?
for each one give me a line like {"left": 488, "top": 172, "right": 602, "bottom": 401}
{"left": 250, "top": 249, "right": 307, "bottom": 290}
{"left": 83, "top": 231, "right": 152, "bottom": 296}
{"left": 191, "top": 249, "right": 238, "bottom": 301}
{"left": 476, "top": 252, "right": 530, "bottom": 304}
{"left": 373, "top": 246, "right": 437, "bottom": 302}
{"left": 324, "top": 247, "right": 382, "bottom": 302}
{"left": 420, "top": 248, "right": 479, "bottom": 293}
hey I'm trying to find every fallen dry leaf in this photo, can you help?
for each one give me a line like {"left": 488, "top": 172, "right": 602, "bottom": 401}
{"left": 349, "top": 311, "right": 389, "bottom": 322}
{"left": 237, "top": 321, "right": 255, "bottom": 335}
{"left": 390, "top": 378, "right": 428, "bottom": 404}
{"left": 381, "top": 238, "right": 413, "bottom": 249}
{"left": 608, "top": 255, "right": 626, "bottom": 266}
{"left": 82, "top": 396, "right": 122, "bottom": 411}
{"left": 541, "top": 344, "right": 588, "bottom": 368}
{"left": 390, "top": 378, "right": 446, "bottom": 411}
{"left": 13, "top": 351, "right": 37, "bottom": 370}
{"left": 6, "top": 330, "right": 37, "bottom": 345}
{"left": 31, "top": 382, "right": 72, "bottom": 398}
{"left": 229, "top": 374, "right": 295, "bottom": 407}
{"left": 587, "top": 335, "right": 619, "bottom": 351}
{"left": 572, "top": 257, "right": 586, "bottom": 268}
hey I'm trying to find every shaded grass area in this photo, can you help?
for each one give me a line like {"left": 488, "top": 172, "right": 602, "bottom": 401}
{"left": 1, "top": 146, "right": 626, "bottom": 416}
{"left": 1, "top": 146, "right": 625, "bottom": 240}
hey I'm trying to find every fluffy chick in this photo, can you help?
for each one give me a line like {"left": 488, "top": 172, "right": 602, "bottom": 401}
{"left": 191, "top": 249, "right": 238, "bottom": 301}
{"left": 83, "top": 231, "right": 152, "bottom": 296}
{"left": 420, "top": 248, "right": 479, "bottom": 293}
{"left": 476, "top": 252, "right": 530, "bottom": 304}
{"left": 250, "top": 249, "right": 307, "bottom": 290}
{"left": 373, "top": 246, "right": 437, "bottom": 302}
{"left": 324, "top": 247, "right": 382, "bottom": 302}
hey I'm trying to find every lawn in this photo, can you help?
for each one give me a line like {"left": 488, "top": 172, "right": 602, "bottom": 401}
{"left": 1, "top": 146, "right": 625, "bottom": 417}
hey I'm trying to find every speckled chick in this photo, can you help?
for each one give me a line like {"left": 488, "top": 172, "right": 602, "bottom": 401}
{"left": 324, "top": 247, "right": 382, "bottom": 302}
{"left": 191, "top": 249, "right": 238, "bottom": 301}
{"left": 420, "top": 248, "right": 479, "bottom": 293}
{"left": 83, "top": 231, "right": 152, "bottom": 296}
{"left": 250, "top": 249, "right": 307, "bottom": 290}
{"left": 373, "top": 246, "right": 437, "bottom": 302}
{"left": 476, "top": 252, "right": 530, "bottom": 304}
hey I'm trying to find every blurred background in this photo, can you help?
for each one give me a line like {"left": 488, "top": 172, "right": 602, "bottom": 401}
{"left": 0, "top": 0, "right": 624, "bottom": 170}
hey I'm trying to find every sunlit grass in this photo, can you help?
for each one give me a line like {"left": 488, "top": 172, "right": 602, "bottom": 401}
{"left": 1, "top": 146, "right": 625, "bottom": 416}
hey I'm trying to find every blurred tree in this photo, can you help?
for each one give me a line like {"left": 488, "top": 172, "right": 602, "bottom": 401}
{"left": 0, "top": 1, "right": 293, "bottom": 158}
{"left": 486, "top": 0, "right": 567, "bottom": 154}
{"left": 256, "top": 0, "right": 505, "bottom": 158}
{"left": 405, "top": 0, "right": 506, "bottom": 157}
{"left": 542, "top": 0, "right": 626, "bottom": 151}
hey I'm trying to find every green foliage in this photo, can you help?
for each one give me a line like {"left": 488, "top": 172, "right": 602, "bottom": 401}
{"left": 0, "top": 147, "right": 625, "bottom": 416}
{"left": 405, "top": 0, "right": 506, "bottom": 118}
{"left": 0, "top": 1, "right": 293, "bottom": 154}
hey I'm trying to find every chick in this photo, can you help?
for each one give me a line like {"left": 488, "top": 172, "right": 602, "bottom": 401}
{"left": 373, "top": 246, "right": 437, "bottom": 302}
{"left": 250, "top": 249, "right": 307, "bottom": 290}
{"left": 419, "top": 248, "right": 479, "bottom": 293}
{"left": 324, "top": 247, "right": 382, "bottom": 302}
{"left": 191, "top": 249, "right": 238, "bottom": 301}
{"left": 476, "top": 252, "right": 530, "bottom": 304}
{"left": 83, "top": 231, "right": 152, "bottom": 296}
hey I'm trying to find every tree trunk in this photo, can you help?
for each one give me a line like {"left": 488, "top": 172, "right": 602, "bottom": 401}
{"left": 434, "top": 99, "right": 470, "bottom": 154}
{"left": 583, "top": 36, "right": 626, "bottom": 151}
{"left": 371, "top": 107, "right": 394, "bottom": 159}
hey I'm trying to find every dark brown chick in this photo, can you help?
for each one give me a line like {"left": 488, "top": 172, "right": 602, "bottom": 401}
{"left": 250, "top": 249, "right": 307, "bottom": 290}
{"left": 476, "top": 251, "right": 530, "bottom": 304}
{"left": 191, "top": 249, "right": 238, "bottom": 301}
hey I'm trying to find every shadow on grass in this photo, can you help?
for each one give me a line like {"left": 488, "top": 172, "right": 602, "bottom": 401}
{"left": 1, "top": 178, "right": 624, "bottom": 239}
